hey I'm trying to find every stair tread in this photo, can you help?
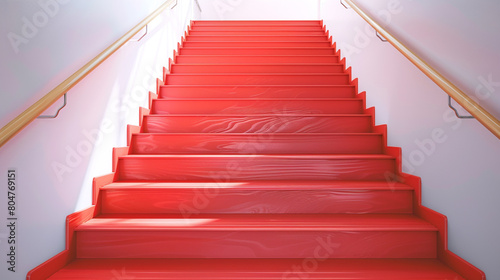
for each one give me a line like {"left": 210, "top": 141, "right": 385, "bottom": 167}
{"left": 48, "top": 258, "right": 464, "bottom": 279}
{"left": 77, "top": 214, "right": 435, "bottom": 231}
{"left": 153, "top": 98, "right": 360, "bottom": 101}
{"left": 183, "top": 42, "right": 333, "bottom": 47}
{"left": 160, "top": 86, "right": 352, "bottom": 89}
{"left": 191, "top": 26, "right": 324, "bottom": 29}
{"left": 167, "top": 73, "right": 347, "bottom": 76}
{"left": 102, "top": 180, "right": 412, "bottom": 190}
{"left": 175, "top": 55, "right": 340, "bottom": 58}
{"left": 184, "top": 40, "right": 331, "bottom": 42}
{"left": 120, "top": 154, "right": 394, "bottom": 159}
{"left": 172, "top": 63, "right": 343, "bottom": 66}
{"left": 161, "top": 83, "right": 349, "bottom": 85}
{"left": 188, "top": 31, "right": 327, "bottom": 34}
{"left": 146, "top": 113, "right": 369, "bottom": 116}
{"left": 186, "top": 35, "right": 327, "bottom": 37}
{"left": 159, "top": 85, "right": 356, "bottom": 98}
{"left": 180, "top": 47, "right": 335, "bottom": 50}
{"left": 133, "top": 132, "right": 379, "bottom": 135}
{"left": 194, "top": 20, "right": 321, "bottom": 22}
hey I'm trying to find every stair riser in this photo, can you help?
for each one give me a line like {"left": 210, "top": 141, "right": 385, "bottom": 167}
{"left": 170, "top": 64, "right": 344, "bottom": 74}
{"left": 76, "top": 231, "right": 436, "bottom": 258}
{"left": 179, "top": 48, "right": 336, "bottom": 55}
{"left": 159, "top": 86, "right": 355, "bottom": 99}
{"left": 142, "top": 115, "right": 372, "bottom": 133}
{"left": 191, "top": 26, "right": 324, "bottom": 32}
{"left": 130, "top": 134, "right": 383, "bottom": 155}
{"left": 101, "top": 189, "right": 413, "bottom": 214}
{"left": 186, "top": 36, "right": 329, "bottom": 42}
{"left": 151, "top": 100, "right": 362, "bottom": 114}
{"left": 188, "top": 31, "right": 327, "bottom": 36}
{"left": 116, "top": 157, "right": 395, "bottom": 181}
{"left": 175, "top": 55, "right": 340, "bottom": 64}
{"left": 183, "top": 41, "right": 332, "bottom": 48}
{"left": 165, "top": 75, "right": 350, "bottom": 85}
{"left": 192, "top": 21, "right": 322, "bottom": 26}
{"left": 43, "top": 259, "right": 472, "bottom": 279}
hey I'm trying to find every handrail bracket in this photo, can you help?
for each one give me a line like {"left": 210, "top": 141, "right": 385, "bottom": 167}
{"left": 131, "top": 25, "right": 148, "bottom": 42}
{"left": 340, "top": 0, "right": 350, "bottom": 9}
{"left": 376, "top": 31, "right": 388, "bottom": 42}
{"left": 448, "top": 96, "right": 475, "bottom": 119}
{"left": 37, "top": 94, "right": 67, "bottom": 119}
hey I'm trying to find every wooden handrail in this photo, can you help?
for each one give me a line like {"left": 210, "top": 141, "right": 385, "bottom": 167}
{"left": 344, "top": 0, "right": 500, "bottom": 139}
{"left": 0, "top": 0, "right": 175, "bottom": 148}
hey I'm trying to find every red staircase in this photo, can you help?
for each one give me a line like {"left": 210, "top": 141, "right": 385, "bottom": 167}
{"left": 28, "top": 20, "right": 485, "bottom": 280}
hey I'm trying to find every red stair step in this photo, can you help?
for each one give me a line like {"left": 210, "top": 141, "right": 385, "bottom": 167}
{"left": 115, "top": 154, "right": 395, "bottom": 182}
{"left": 164, "top": 74, "right": 350, "bottom": 85}
{"left": 170, "top": 64, "right": 345, "bottom": 74}
{"left": 151, "top": 99, "right": 363, "bottom": 114}
{"left": 141, "top": 114, "right": 372, "bottom": 133}
{"left": 175, "top": 55, "right": 340, "bottom": 64}
{"left": 192, "top": 20, "right": 323, "bottom": 26}
{"left": 159, "top": 85, "right": 355, "bottom": 98}
{"left": 186, "top": 35, "right": 329, "bottom": 42}
{"left": 188, "top": 30, "right": 327, "bottom": 36}
{"left": 75, "top": 214, "right": 436, "bottom": 258}
{"left": 191, "top": 25, "right": 324, "bottom": 31}
{"left": 46, "top": 258, "right": 466, "bottom": 280}
{"left": 182, "top": 41, "right": 333, "bottom": 48}
{"left": 179, "top": 47, "right": 336, "bottom": 55}
{"left": 130, "top": 133, "right": 383, "bottom": 154}
{"left": 100, "top": 181, "right": 413, "bottom": 215}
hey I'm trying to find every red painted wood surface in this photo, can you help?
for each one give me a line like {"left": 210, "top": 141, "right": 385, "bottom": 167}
{"left": 115, "top": 154, "right": 396, "bottom": 182}
{"left": 151, "top": 99, "right": 363, "bottom": 114}
{"left": 75, "top": 214, "right": 437, "bottom": 259}
{"left": 164, "top": 74, "right": 351, "bottom": 85}
{"left": 160, "top": 85, "right": 355, "bottom": 98}
{"left": 191, "top": 20, "right": 323, "bottom": 26}
{"left": 175, "top": 55, "right": 341, "bottom": 64}
{"left": 28, "top": 20, "right": 484, "bottom": 280}
{"left": 141, "top": 115, "right": 373, "bottom": 133}
{"left": 185, "top": 35, "right": 330, "bottom": 42}
{"left": 130, "top": 133, "right": 384, "bottom": 154}
{"left": 179, "top": 47, "right": 337, "bottom": 55}
{"left": 46, "top": 258, "right": 468, "bottom": 280}
{"left": 170, "top": 64, "right": 345, "bottom": 73}
{"left": 183, "top": 41, "right": 334, "bottom": 48}
{"left": 191, "top": 25, "right": 324, "bottom": 31}
{"left": 100, "top": 181, "right": 413, "bottom": 214}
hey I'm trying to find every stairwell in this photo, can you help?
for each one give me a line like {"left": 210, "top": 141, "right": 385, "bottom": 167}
{"left": 28, "top": 20, "right": 484, "bottom": 280}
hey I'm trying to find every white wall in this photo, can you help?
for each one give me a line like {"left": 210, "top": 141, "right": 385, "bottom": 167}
{"left": 197, "top": 0, "right": 320, "bottom": 20}
{"left": 0, "top": 1, "right": 198, "bottom": 279}
{"left": 321, "top": 0, "right": 500, "bottom": 278}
